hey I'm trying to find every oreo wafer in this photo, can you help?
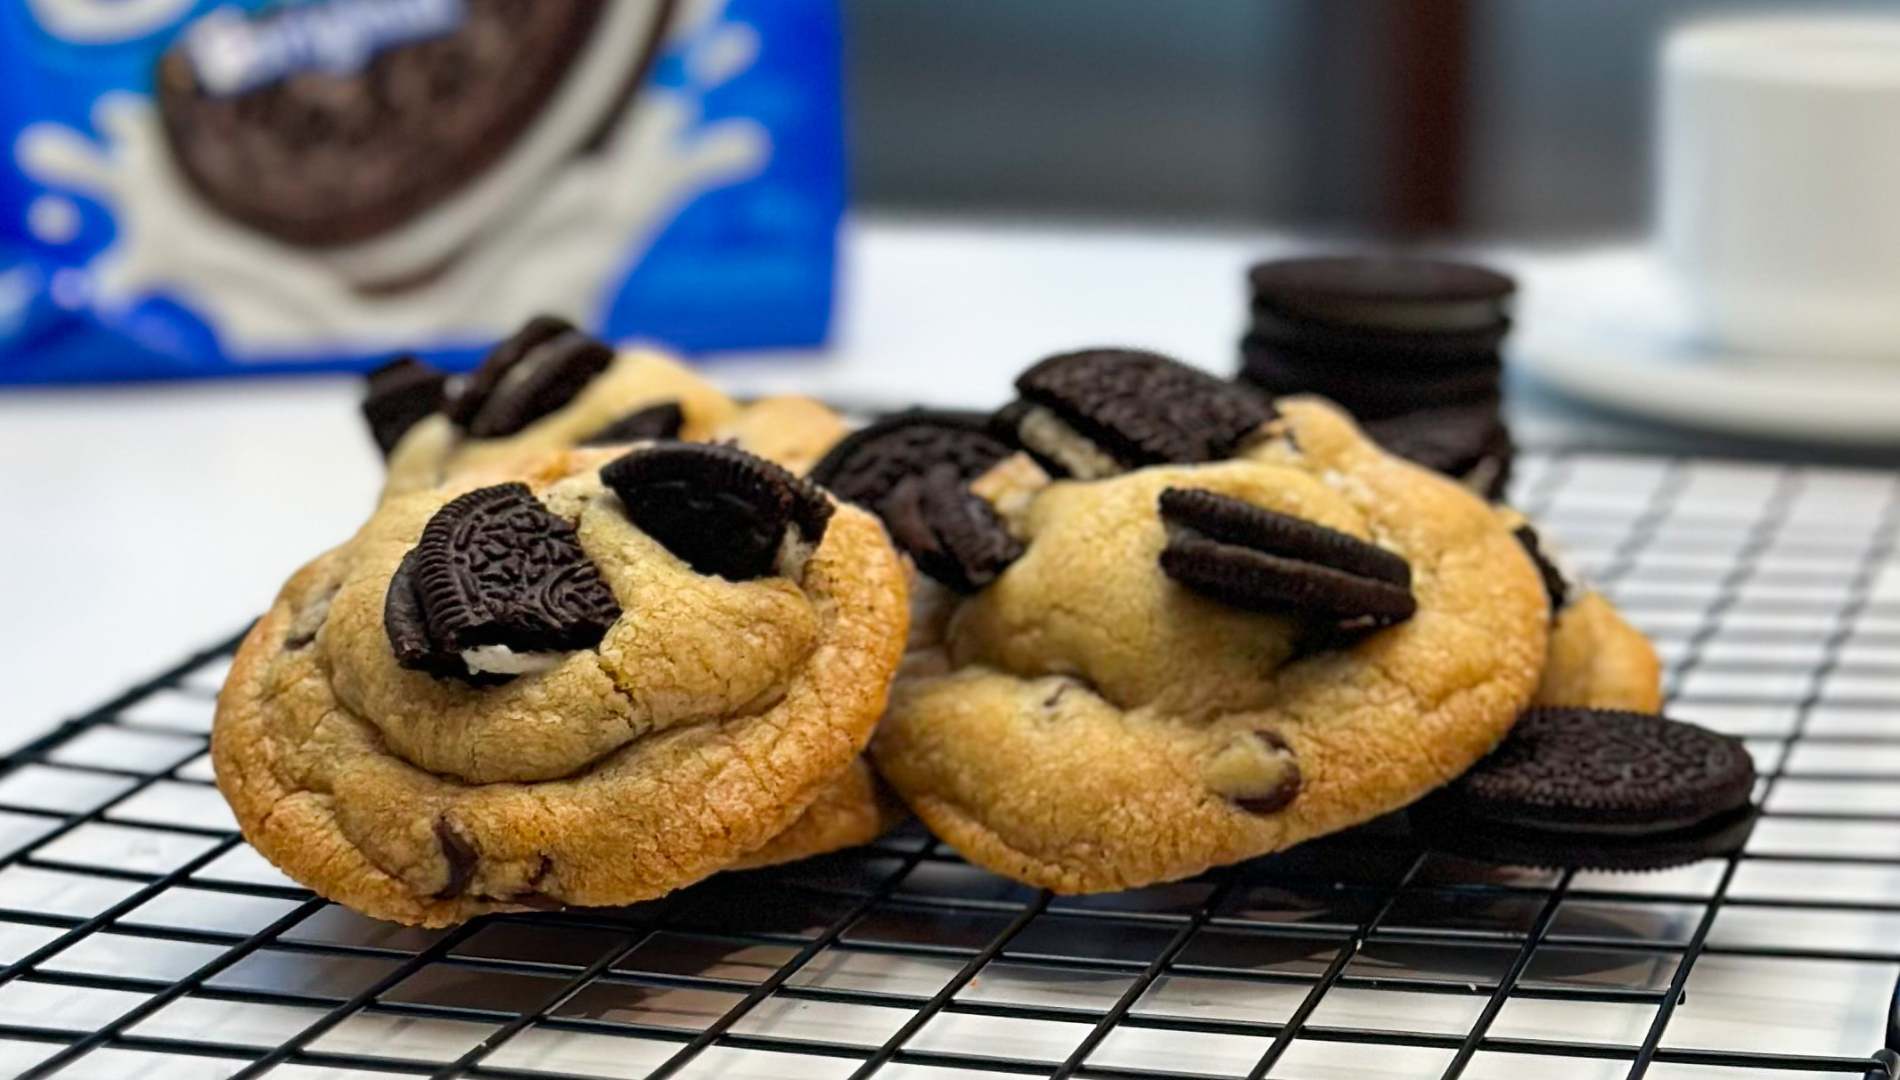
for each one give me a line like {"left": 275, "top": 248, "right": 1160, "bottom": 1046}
{"left": 881, "top": 464, "right": 1024, "bottom": 594}
{"left": 1157, "top": 488, "right": 1416, "bottom": 629}
{"left": 1359, "top": 401, "right": 1515, "bottom": 500}
{"left": 362, "top": 356, "right": 449, "bottom": 457}
{"left": 581, "top": 401, "right": 686, "bottom": 446}
{"left": 810, "top": 410, "right": 1010, "bottom": 516}
{"left": 448, "top": 316, "right": 614, "bottom": 439}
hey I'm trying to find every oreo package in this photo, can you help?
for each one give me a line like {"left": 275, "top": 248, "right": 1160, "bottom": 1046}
{"left": 0, "top": 0, "right": 843, "bottom": 383}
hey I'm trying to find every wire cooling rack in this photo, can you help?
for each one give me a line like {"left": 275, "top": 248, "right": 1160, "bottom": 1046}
{"left": 0, "top": 449, "right": 1896, "bottom": 1080}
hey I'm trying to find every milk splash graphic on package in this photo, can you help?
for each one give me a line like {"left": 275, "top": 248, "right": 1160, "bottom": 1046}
{"left": 18, "top": 0, "right": 766, "bottom": 355}
{"left": 0, "top": 0, "right": 841, "bottom": 381}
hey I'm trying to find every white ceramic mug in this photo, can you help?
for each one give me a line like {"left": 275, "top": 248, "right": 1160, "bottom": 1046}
{"left": 1659, "top": 15, "right": 1900, "bottom": 361}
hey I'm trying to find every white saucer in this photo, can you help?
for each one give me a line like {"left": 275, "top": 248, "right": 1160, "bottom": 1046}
{"left": 1510, "top": 246, "right": 1900, "bottom": 445}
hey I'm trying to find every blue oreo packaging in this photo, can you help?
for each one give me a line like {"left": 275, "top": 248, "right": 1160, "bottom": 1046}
{"left": 0, "top": 0, "right": 843, "bottom": 383}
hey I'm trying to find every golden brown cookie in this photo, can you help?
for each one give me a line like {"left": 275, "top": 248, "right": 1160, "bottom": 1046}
{"left": 216, "top": 445, "right": 907, "bottom": 926}
{"left": 871, "top": 397, "right": 1549, "bottom": 894}
{"left": 1532, "top": 592, "right": 1664, "bottom": 712}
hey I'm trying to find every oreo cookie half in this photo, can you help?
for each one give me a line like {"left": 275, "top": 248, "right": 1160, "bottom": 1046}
{"left": 810, "top": 410, "right": 1011, "bottom": 515}
{"left": 362, "top": 356, "right": 449, "bottom": 457}
{"left": 448, "top": 317, "right": 614, "bottom": 438}
{"left": 385, "top": 482, "right": 622, "bottom": 682}
{"left": 1157, "top": 488, "right": 1416, "bottom": 629}
{"left": 881, "top": 464, "right": 1024, "bottom": 594}
{"left": 602, "top": 442, "right": 833, "bottom": 581}
{"left": 580, "top": 401, "right": 686, "bottom": 446}
{"left": 1411, "top": 708, "right": 1759, "bottom": 871}
{"left": 1001, "top": 349, "right": 1276, "bottom": 479}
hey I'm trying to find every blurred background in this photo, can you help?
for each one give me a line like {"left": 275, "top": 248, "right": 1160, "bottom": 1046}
{"left": 845, "top": 0, "right": 1894, "bottom": 239}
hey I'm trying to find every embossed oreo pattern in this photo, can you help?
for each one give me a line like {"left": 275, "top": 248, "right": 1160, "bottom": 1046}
{"left": 387, "top": 482, "right": 621, "bottom": 677}
{"left": 1011, "top": 348, "right": 1275, "bottom": 473}
{"left": 810, "top": 410, "right": 1010, "bottom": 515}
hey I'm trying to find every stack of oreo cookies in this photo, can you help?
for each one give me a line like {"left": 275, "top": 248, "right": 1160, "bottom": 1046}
{"left": 1238, "top": 255, "right": 1516, "bottom": 499}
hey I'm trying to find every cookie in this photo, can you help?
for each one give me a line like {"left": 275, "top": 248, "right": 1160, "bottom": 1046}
{"left": 811, "top": 410, "right": 1011, "bottom": 515}
{"left": 1247, "top": 255, "right": 1515, "bottom": 336}
{"left": 1361, "top": 402, "right": 1514, "bottom": 500}
{"left": 1157, "top": 488, "right": 1416, "bottom": 628}
{"left": 997, "top": 348, "right": 1276, "bottom": 479}
{"left": 872, "top": 396, "right": 1548, "bottom": 893}
{"left": 1410, "top": 708, "right": 1757, "bottom": 870}
{"left": 601, "top": 443, "right": 832, "bottom": 582}
{"left": 581, "top": 402, "right": 686, "bottom": 446}
{"left": 214, "top": 445, "right": 908, "bottom": 925}
{"left": 881, "top": 464, "right": 1025, "bottom": 594}
{"left": 1499, "top": 511, "right": 1663, "bottom": 714}
{"left": 155, "top": 0, "right": 676, "bottom": 284}
{"left": 362, "top": 357, "right": 450, "bottom": 457}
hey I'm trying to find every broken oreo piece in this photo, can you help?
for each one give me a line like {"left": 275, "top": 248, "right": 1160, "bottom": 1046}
{"left": 581, "top": 401, "right": 686, "bottom": 446}
{"left": 385, "top": 482, "right": 621, "bottom": 681}
{"left": 362, "top": 356, "right": 449, "bottom": 457}
{"left": 882, "top": 464, "right": 1024, "bottom": 594}
{"left": 1411, "top": 708, "right": 1758, "bottom": 871}
{"left": 1001, "top": 349, "right": 1275, "bottom": 478}
{"left": 602, "top": 442, "right": 833, "bottom": 581}
{"left": 1157, "top": 488, "right": 1416, "bottom": 628}
{"left": 446, "top": 316, "right": 572, "bottom": 427}
{"left": 810, "top": 410, "right": 1011, "bottom": 516}
{"left": 464, "top": 331, "right": 613, "bottom": 439}
{"left": 1512, "top": 524, "right": 1572, "bottom": 613}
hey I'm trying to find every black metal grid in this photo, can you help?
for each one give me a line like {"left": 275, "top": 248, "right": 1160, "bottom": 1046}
{"left": 1, "top": 449, "right": 1898, "bottom": 1080}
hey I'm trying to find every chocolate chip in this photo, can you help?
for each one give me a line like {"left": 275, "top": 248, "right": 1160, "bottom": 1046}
{"left": 1216, "top": 730, "right": 1303, "bottom": 815}
{"left": 385, "top": 483, "right": 621, "bottom": 681}
{"left": 361, "top": 356, "right": 448, "bottom": 457}
{"left": 881, "top": 464, "right": 1024, "bottom": 594}
{"left": 601, "top": 443, "right": 832, "bottom": 581}
{"left": 1000, "top": 348, "right": 1276, "bottom": 477}
{"left": 810, "top": 409, "right": 1011, "bottom": 517}
{"left": 1157, "top": 488, "right": 1416, "bottom": 629}
{"left": 580, "top": 401, "right": 686, "bottom": 446}
{"left": 1512, "top": 524, "right": 1571, "bottom": 613}
{"left": 434, "top": 818, "right": 476, "bottom": 900}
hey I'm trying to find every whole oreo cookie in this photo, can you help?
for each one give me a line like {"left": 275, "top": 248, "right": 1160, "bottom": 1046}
{"left": 602, "top": 442, "right": 833, "bottom": 581}
{"left": 1247, "top": 255, "right": 1515, "bottom": 336}
{"left": 1239, "top": 335, "right": 1501, "bottom": 419}
{"left": 810, "top": 410, "right": 1011, "bottom": 516}
{"left": 1411, "top": 708, "right": 1758, "bottom": 871}
{"left": 1000, "top": 349, "right": 1276, "bottom": 479}
{"left": 881, "top": 464, "right": 1024, "bottom": 594}
{"left": 448, "top": 317, "right": 614, "bottom": 439}
{"left": 154, "top": 0, "right": 668, "bottom": 253}
{"left": 580, "top": 402, "right": 686, "bottom": 446}
{"left": 1157, "top": 488, "right": 1416, "bottom": 629}
{"left": 385, "top": 482, "right": 622, "bottom": 682}
{"left": 362, "top": 357, "right": 449, "bottom": 457}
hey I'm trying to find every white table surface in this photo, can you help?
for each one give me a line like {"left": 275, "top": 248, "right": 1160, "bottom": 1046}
{"left": 0, "top": 218, "right": 1791, "bottom": 748}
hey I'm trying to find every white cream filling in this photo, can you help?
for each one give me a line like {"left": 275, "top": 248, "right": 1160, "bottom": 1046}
{"left": 461, "top": 644, "right": 564, "bottom": 676}
{"left": 776, "top": 526, "right": 819, "bottom": 584}
{"left": 1016, "top": 405, "right": 1123, "bottom": 480}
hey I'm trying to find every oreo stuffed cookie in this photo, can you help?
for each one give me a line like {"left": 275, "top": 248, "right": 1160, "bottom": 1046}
{"left": 215, "top": 442, "right": 907, "bottom": 925}
{"left": 375, "top": 317, "right": 848, "bottom": 496}
{"left": 871, "top": 376, "right": 1551, "bottom": 894}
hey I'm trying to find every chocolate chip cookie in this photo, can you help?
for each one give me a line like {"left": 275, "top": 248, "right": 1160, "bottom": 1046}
{"left": 1506, "top": 516, "right": 1663, "bottom": 713}
{"left": 215, "top": 442, "right": 907, "bottom": 925}
{"left": 871, "top": 395, "right": 1550, "bottom": 894}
